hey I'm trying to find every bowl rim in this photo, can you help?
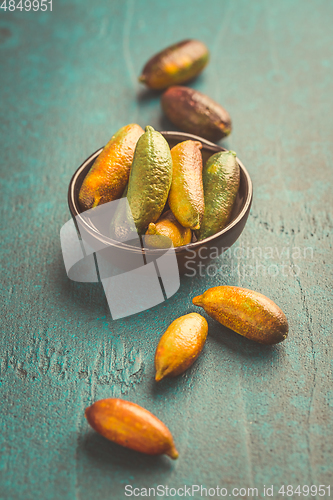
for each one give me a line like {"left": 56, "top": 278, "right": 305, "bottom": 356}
{"left": 68, "top": 131, "right": 253, "bottom": 254}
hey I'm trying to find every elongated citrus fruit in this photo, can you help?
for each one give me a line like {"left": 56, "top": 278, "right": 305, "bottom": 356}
{"left": 139, "top": 39, "right": 209, "bottom": 90}
{"left": 78, "top": 123, "right": 144, "bottom": 210}
{"left": 155, "top": 313, "right": 208, "bottom": 381}
{"left": 85, "top": 398, "right": 179, "bottom": 459}
{"left": 193, "top": 286, "right": 288, "bottom": 345}
{"left": 162, "top": 86, "right": 232, "bottom": 142}
{"left": 168, "top": 140, "right": 204, "bottom": 230}
{"left": 196, "top": 150, "right": 240, "bottom": 241}
{"left": 127, "top": 125, "right": 173, "bottom": 234}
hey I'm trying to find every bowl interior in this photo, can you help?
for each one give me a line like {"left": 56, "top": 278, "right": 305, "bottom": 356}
{"left": 68, "top": 131, "right": 252, "bottom": 253}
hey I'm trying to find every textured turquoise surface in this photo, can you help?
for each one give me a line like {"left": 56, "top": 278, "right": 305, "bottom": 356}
{"left": 1, "top": 1, "right": 332, "bottom": 499}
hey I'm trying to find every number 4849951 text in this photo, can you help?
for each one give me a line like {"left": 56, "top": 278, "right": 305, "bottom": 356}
{"left": 1, "top": 0, "right": 52, "bottom": 11}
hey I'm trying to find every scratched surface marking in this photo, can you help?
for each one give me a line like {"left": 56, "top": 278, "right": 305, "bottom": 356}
{"left": 1, "top": 0, "right": 332, "bottom": 499}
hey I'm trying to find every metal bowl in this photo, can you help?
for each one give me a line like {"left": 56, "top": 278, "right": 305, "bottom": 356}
{"left": 68, "top": 131, "right": 252, "bottom": 275}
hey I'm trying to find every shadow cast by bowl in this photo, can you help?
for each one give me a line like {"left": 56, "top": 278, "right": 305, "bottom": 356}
{"left": 48, "top": 250, "right": 109, "bottom": 319}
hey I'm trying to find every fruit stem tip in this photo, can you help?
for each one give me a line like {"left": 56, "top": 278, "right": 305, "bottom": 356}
{"left": 166, "top": 446, "right": 179, "bottom": 460}
{"left": 192, "top": 295, "right": 203, "bottom": 307}
{"left": 155, "top": 372, "right": 163, "bottom": 382}
{"left": 148, "top": 223, "right": 157, "bottom": 235}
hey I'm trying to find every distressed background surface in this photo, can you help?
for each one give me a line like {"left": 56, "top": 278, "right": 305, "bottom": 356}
{"left": 1, "top": 0, "right": 332, "bottom": 499}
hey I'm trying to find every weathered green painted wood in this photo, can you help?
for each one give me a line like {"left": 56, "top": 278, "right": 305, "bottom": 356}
{"left": 1, "top": 0, "right": 332, "bottom": 499}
